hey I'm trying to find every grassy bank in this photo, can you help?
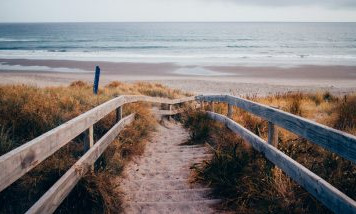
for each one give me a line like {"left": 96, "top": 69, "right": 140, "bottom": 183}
{"left": 184, "top": 92, "right": 356, "bottom": 213}
{"left": 0, "top": 81, "right": 187, "bottom": 213}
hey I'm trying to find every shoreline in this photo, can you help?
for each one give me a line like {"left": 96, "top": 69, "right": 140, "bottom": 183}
{"left": 1, "top": 58, "right": 356, "bottom": 96}
{"left": 1, "top": 58, "right": 356, "bottom": 79}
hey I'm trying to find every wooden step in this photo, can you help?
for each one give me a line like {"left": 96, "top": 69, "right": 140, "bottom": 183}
{"left": 125, "top": 188, "right": 213, "bottom": 203}
{"left": 122, "top": 179, "right": 198, "bottom": 191}
{"left": 124, "top": 200, "right": 221, "bottom": 214}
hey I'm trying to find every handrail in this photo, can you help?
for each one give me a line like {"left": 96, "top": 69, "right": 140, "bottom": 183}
{"left": 206, "top": 111, "right": 356, "bottom": 213}
{"left": 197, "top": 94, "right": 356, "bottom": 163}
{"left": 0, "top": 95, "right": 196, "bottom": 192}
{"left": 1, "top": 93, "right": 355, "bottom": 214}
{"left": 26, "top": 114, "right": 136, "bottom": 214}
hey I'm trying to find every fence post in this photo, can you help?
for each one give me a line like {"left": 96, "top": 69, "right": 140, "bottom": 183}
{"left": 227, "top": 104, "right": 233, "bottom": 118}
{"left": 166, "top": 104, "right": 172, "bottom": 119}
{"left": 93, "top": 66, "right": 100, "bottom": 95}
{"left": 83, "top": 125, "right": 94, "bottom": 171}
{"left": 268, "top": 121, "right": 278, "bottom": 147}
{"left": 116, "top": 106, "right": 122, "bottom": 122}
{"left": 211, "top": 102, "right": 215, "bottom": 112}
{"left": 84, "top": 126, "right": 94, "bottom": 151}
{"left": 89, "top": 125, "right": 94, "bottom": 150}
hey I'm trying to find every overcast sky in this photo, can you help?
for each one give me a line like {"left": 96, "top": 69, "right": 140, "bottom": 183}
{"left": 1, "top": 0, "right": 356, "bottom": 22}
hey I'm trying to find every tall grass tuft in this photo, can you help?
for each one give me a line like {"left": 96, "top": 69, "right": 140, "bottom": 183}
{"left": 183, "top": 111, "right": 212, "bottom": 144}
{"left": 0, "top": 126, "right": 14, "bottom": 155}
{"left": 334, "top": 95, "right": 356, "bottom": 131}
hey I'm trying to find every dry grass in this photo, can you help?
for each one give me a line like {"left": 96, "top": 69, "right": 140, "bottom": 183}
{"left": 0, "top": 81, "right": 185, "bottom": 214}
{"left": 185, "top": 92, "right": 356, "bottom": 213}
{"left": 334, "top": 95, "right": 356, "bottom": 132}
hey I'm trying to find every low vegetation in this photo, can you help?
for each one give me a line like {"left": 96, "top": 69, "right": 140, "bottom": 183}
{"left": 184, "top": 92, "right": 356, "bottom": 213}
{"left": 0, "top": 81, "right": 186, "bottom": 214}
{"left": 1, "top": 82, "right": 355, "bottom": 214}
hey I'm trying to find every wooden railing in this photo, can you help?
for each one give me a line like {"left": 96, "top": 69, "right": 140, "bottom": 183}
{"left": 198, "top": 95, "right": 356, "bottom": 163}
{"left": 197, "top": 95, "right": 356, "bottom": 213}
{"left": 0, "top": 94, "right": 355, "bottom": 213}
{"left": 0, "top": 95, "right": 195, "bottom": 214}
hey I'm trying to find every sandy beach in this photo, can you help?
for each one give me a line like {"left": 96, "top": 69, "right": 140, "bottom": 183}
{"left": 1, "top": 58, "right": 356, "bottom": 96}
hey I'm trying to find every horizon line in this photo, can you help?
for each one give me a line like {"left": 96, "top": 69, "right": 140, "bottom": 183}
{"left": 1, "top": 21, "right": 356, "bottom": 24}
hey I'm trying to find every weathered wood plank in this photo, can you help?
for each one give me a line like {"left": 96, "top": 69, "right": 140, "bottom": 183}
{"left": 201, "top": 101, "right": 205, "bottom": 110}
{"left": 206, "top": 111, "right": 356, "bottom": 214}
{"left": 122, "top": 95, "right": 196, "bottom": 105}
{"left": 268, "top": 122, "right": 278, "bottom": 147}
{"left": 0, "top": 96, "right": 126, "bottom": 192}
{"left": 0, "top": 95, "right": 194, "bottom": 192}
{"left": 154, "top": 109, "right": 186, "bottom": 116}
{"left": 89, "top": 126, "right": 94, "bottom": 149}
{"left": 88, "top": 125, "right": 94, "bottom": 172}
{"left": 83, "top": 125, "right": 94, "bottom": 153}
{"left": 210, "top": 102, "right": 215, "bottom": 112}
{"left": 116, "top": 106, "right": 122, "bottom": 122}
{"left": 198, "top": 95, "right": 356, "bottom": 163}
{"left": 25, "top": 114, "right": 135, "bottom": 214}
{"left": 227, "top": 104, "right": 233, "bottom": 118}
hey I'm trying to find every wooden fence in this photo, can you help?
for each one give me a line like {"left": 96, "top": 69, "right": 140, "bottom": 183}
{"left": 198, "top": 95, "right": 356, "bottom": 163}
{"left": 0, "top": 95, "right": 195, "bottom": 214}
{"left": 0, "top": 94, "right": 355, "bottom": 213}
{"left": 197, "top": 95, "right": 356, "bottom": 213}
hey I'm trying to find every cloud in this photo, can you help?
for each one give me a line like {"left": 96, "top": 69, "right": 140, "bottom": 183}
{"left": 1, "top": 0, "right": 356, "bottom": 22}
{"left": 213, "top": 0, "right": 356, "bottom": 8}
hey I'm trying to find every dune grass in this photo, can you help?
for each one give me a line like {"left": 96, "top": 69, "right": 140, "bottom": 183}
{"left": 1, "top": 83, "right": 355, "bottom": 213}
{"left": 0, "top": 81, "right": 186, "bottom": 214}
{"left": 184, "top": 92, "right": 356, "bottom": 213}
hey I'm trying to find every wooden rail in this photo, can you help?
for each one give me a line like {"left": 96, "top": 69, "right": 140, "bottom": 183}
{"left": 154, "top": 108, "right": 186, "bottom": 116}
{"left": 0, "top": 95, "right": 195, "bottom": 192}
{"left": 0, "top": 95, "right": 194, "bottom": 214}
{"left": 197, "top": 95, "right": 356, "bottom": 164}
{"left": 26, "top": 114, "right": 135, "bottom": 214}
{"left": 197, "top": 94, "right": 356, "bottom": 213}
{"left": 1, "top": 93, "right": 355, "bottom": 214}
{"left": 207, "top": 112, "right": 356, "bottom": 213}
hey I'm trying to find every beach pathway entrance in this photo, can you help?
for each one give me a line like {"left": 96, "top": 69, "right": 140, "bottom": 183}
{"left": 120, "top": 119, "right": 219, "bottom": 213}
{"left": 1, "top": 95, "right": 355, "bottom": 214}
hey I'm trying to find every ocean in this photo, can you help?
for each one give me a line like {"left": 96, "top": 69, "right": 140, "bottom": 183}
{"left": 0, "top": 22, "right": 356, "bottom": 66}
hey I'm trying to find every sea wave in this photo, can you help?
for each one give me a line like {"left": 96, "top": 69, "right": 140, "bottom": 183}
{"left": 1, "top": 50, "right": 356, "bottom": 60}
{"left": 0, "top": 38, "right": 98, "bottom": 43}
{"left": 87, "top": 45, "right": 171, "bottom": 49}
{"left": 0, "top": 47, "right": 24, "bottom": 50}
{"left": 226, "top": 45, "right": 268, "bottom": 48}
{"left": 0, "top": 45, "right": 173, "bottom": 51}
{"left": 0, "top": 38, "right": 39, "bottom": 42}
{"left": 48, "top": 49, "right": 67, "bottom": 52}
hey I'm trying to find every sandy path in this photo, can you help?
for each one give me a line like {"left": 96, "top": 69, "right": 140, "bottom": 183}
{"left": 119, "top": 119, "right": 220, "bottom": 214}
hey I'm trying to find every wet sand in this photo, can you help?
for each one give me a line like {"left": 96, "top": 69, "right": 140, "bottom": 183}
{"left": 0, "top": 58, "right": 356, "bottom": 96}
